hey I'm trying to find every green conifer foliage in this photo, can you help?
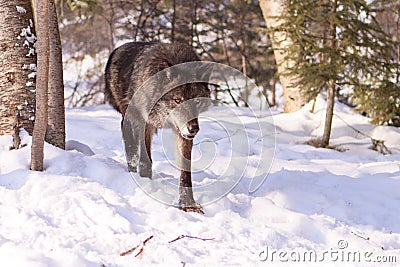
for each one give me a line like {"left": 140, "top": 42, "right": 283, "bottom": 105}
{"left": 273, "top": 0, "right": 399, "bottom": 126}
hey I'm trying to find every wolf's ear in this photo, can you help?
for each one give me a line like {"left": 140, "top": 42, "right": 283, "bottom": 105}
{"left": 164, "top": 66, "right": 181, "bottom": 83}
{"left": 196, "top": 62, "right": 214, "bottom": 82}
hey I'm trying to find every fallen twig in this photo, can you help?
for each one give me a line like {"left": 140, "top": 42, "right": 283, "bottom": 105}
{"left": 334, "top": 113, "right": 392, "bottom": 155}
{"left": 168, "top": 234, "right": 215, "bottom": 243}
{"left": 120, "top": 245, "right": 139, "bottom": 257}
{"left": 351, "top": 231, "right": 370, "bottom": 241}
{"left": 120, "top": 235, "right": 153, "bottom": 257}
{"left": 370, "top": 139, "right": 391, "bottom": 155}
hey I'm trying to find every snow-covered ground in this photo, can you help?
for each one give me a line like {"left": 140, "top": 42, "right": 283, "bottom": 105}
{"left": 0, "top": 98, "right": 399, "bottom": 266}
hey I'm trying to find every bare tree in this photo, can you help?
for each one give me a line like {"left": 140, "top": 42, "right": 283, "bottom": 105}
{"left": 59, "top": 0, "right": 276, "bottom": 109}
{"left": 31, "top": 0, "right": 50, "bottom": 171}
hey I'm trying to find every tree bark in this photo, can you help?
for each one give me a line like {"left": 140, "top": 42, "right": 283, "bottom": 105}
{"left": 0, "top": 0, "right": 36, "bottom": 146}
{"left": 46, "top": 0, "right": 65, "bottom": 149}
{"left": 321, "top": 0, "right": 338, "bottom": 147}
{"left": 321, "top": 82, "right": 335, "bottom": 147}
{"left": 31, "top": 0, "right": 50, "bottom": 171}
{"left": 241, "top": 55, "right": 249, "bottom": 107}
{"left": 259, "top": 0, "right": 309, "bottom": 112}
{"left": 171, "top": 0, "right": 176, "bottom": 42}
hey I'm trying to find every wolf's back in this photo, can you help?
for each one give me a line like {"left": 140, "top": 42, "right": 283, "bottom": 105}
{"left": 104, "top": 42, "right": 151, "bottom": 115}
{"left": 104, "top": 42, "right": 201, "bottom": 115}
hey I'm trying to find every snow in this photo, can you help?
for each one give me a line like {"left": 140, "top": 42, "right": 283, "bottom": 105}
{"left": 23, "top": 64, "right": 35, "bottom": 70}
{"left": 0, "top": 97, "right": 400, "bottom": 266}
{"left": 19, "top": 25, "right": 36, "bottom": 58}
{"left": 16, "top": 6, "right": 26, "bottom": 14}
{"left": 26, "top": 81, "right": 34, "bottom": 87}
{"left": 28, "top": 72, "right": 36, "bottom": 79}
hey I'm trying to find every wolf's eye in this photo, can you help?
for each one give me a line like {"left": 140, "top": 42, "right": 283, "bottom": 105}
{"left": 174, "top": 98, "right": 182, "bottom": 104}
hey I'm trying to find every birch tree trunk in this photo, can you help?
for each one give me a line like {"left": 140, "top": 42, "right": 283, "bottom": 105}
{"left": 259, "top": 0, "right": 309, "bottom": 112}
{"left": 31, "top": 0, "right": 49, "bottom": 171}
{"left": 0, "top": 0, "right": 36, "bottom": 148}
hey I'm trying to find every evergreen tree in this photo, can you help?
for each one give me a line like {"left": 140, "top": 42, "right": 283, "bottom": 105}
{"left": 366, "top": 0, "right": 400, "bottom": 126}
{"left": 271, "top": 0, "right": 399, "bottom": 146}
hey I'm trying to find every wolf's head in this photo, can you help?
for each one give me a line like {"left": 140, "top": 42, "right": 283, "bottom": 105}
{"left": 149, "top": 82, "right": 210, "bottom": 139}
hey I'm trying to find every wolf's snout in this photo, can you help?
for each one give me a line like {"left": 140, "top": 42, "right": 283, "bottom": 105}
{"left": 188, "top": 124, "right": 199, "bottom": 135}
{"left": 180, "top": 119, "right": 199, "bottom": 139}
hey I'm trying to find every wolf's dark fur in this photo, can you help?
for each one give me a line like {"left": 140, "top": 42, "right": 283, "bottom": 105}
{"left": 105, "top": 42, "right": 210, "bottom": 212}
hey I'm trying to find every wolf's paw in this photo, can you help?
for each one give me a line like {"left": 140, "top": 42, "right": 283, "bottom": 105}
{"left": 139, "top": 167, "right": 152, "bottom": 179}
{"left": 127, "top": 163, "right": 137, "bottom": 172}
{"left": 179, "top": 201, "right": 204, "bottom": 214}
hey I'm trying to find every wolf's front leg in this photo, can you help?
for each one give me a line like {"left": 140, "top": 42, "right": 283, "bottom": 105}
{"left": 176, "top": 132, "right": 203, "bottom": 214}
{"left": 122, "top": 120, "right": 139, "bottom": 172}
{"left": 138, "top": 123, "right": 154, "bottom": 178}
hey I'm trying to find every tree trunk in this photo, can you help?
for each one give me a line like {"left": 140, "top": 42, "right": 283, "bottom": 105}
{"left": 31, "top": 0, "right": 50, "bottom": 171}
{"left": 320, "top": 0, "right": 338, "bottom": 147}
{"left": 242, "top": 55, "right": 249, "bottom": 107}
{"left": 259, "top": 0, "right": 309, "bottom": 112}
{"left": 321, "top": 82, "right": 335, "bottom": 147}
{"left": 171, "top": 0, "right": 176, "bottom": 42}
{"left": 46, "top": 0, "right": 65, "bottom": 149}
{"left": 0, "top": 0, "right": 36, "bottom": 147}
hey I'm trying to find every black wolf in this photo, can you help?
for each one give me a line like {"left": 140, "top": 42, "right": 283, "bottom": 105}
{"left": 104, "top": 42, "right": 210, "bottom": 213}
